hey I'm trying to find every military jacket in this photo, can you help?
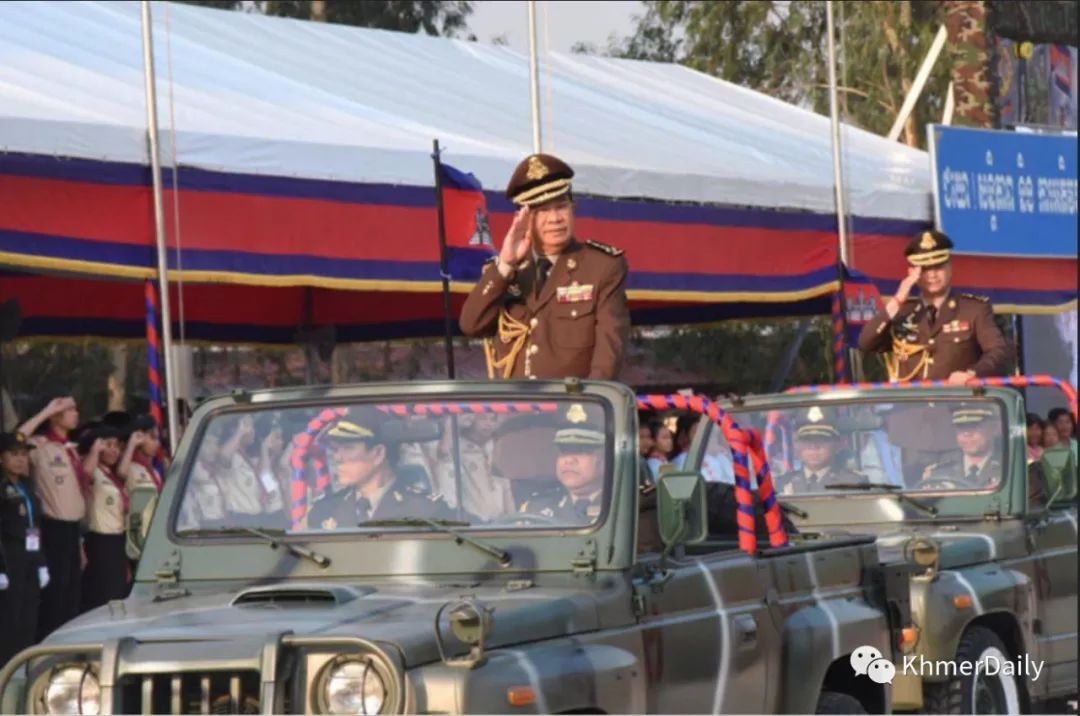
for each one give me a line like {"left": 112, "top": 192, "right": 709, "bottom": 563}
{"left": 307, "top": 478, "right": 453, "bottom": 530}
{"left": 519, "top": 487, "right": 603, "bottom": 525}
{"left": 459, "top": 239, "right": 630, "bottom": 380}
{"left": 921, "top": 457, "right": 1002, "bottom": 489}
{"left": 778, "top": 466, "right": 868, "bottom": 495}
{"left": 858, "top": 293, "right": 1008, "bottom": 380}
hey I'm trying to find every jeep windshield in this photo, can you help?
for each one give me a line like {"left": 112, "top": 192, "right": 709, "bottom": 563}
{"left": 174, "top": 397, "right": 612, "bottom": 535}
{"left": 701, "top": 398, "right": 1007, "bottom": 497}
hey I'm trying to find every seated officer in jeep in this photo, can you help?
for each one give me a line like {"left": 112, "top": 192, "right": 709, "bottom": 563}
{"left": 919, "top": 406, "right": 1003, "bottom": 489}
{"left": 518, "top": 422, "right": 605, "bottom": 525}
{"left": 307, "top": 409, "right": 452, "bottom": 529}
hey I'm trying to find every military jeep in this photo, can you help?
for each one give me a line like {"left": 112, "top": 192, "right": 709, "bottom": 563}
{"left": 701, "top": 379, "right": 1078, "bottom": 714}
{"left": 2, "top": 380, "right": 910, "bottom": 715}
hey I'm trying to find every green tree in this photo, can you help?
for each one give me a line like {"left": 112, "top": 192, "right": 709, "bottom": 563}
{"left": 606, "top": 1, "right": 951, "bottom": 148}
{"left": 180, "top": 0, "right": 473, "bottom": 37}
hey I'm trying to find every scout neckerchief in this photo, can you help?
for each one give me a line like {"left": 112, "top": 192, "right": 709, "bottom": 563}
{"left": 11, "top": 479, "right": 35, "bottom": 530}
{"left": 45, "top": 429, "right": 90, "bottom": 494}
{"left": 132, "top": 452, "right": 163, "bottom": 493}
{"left": 99, "top": 463, "right": 130, "bottom": 513}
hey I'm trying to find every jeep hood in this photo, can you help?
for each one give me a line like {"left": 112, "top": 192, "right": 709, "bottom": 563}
{"left": 44, "top": 577, "right": 630, "bottom": 668}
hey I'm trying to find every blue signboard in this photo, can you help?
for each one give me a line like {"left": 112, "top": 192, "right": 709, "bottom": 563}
{"left": 928, "top": 124, "right": 1077, "bottom": 258}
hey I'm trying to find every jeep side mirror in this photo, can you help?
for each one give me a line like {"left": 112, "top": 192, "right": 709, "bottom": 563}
{"left": 656, "top": 471, "right": 708, "bottom": 547}
{"left": 126, "top": 484, "right": 159, "bottom": 560}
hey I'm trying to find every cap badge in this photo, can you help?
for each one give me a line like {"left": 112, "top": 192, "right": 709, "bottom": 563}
{"left": 948, "top": 299, "right": 956, "bottom": 309}
{"left": 526, "top": 155, "right": 549, "bottom": 181}
{"left": 567, "top": 258, "right": 576, "bottom": 270}
{"left": 566, "top": 404, "right": 588, "bottom": 424}
{"left": 807, "top": 406, "right": 825, "bottom": 423}
{"left": 919, "top": 232, "right": 936, "bottom": 250}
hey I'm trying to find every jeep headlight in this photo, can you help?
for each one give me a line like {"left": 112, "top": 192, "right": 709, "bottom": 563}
{"left": 42, "top": 665, "right": 100, "bottom": 715}
{"left": 318, "top": 657, "right": 386, "bottom": 715}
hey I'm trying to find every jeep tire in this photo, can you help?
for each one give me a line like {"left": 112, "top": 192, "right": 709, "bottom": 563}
{"left": 816, "top": 691, "right": 866, "bottom": 714}
{"left": 924, "top": 626, "right": 1024, "bottom": 714}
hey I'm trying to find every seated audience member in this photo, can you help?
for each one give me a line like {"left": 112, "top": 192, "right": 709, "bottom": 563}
{"left": 1026, "top": 413, "right": 1045, "bottom": 464}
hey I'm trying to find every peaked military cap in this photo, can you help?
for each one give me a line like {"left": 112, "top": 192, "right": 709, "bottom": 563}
{"left": 951, "top": 406, "right": 995, "bottom": 426}
{"left": 794, "top": 406, "right": 840, "bottom": 439}
{"left": 321, "top": 407, "right": 392, "bottom": 444}
{"left": 506, "top": 153, "right": 575, "bottom": 207}
{"left": 0, "top": 431, "right": 34, "bottom": 453}
{"left": 905, "top": 230, "right": 954, "bottom": 268}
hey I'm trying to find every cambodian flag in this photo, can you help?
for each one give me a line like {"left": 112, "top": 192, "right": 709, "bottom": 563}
{"left": 440, "top": 163, "right": 494, "bottom": 283}
{"left": 842, "top": 266, "right": 884, "bottom": 347}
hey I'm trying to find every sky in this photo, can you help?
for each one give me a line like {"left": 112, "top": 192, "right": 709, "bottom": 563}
{"left": 467, "top": 1, "right": 644, "bottom": 54}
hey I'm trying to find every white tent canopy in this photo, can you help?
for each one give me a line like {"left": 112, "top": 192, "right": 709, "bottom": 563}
{"left": 0, "top": 0, "right": 931, "bottom": 220}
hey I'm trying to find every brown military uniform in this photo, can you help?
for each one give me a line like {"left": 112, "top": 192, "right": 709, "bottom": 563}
{"left": 858, "top": 293, "right": 1008, "bottom": 380}
{"left": 858, "top": 229, "right": 1008, "bottom": 381}
{"left": 460, "top": 239, "right": 630, "bottom": 380}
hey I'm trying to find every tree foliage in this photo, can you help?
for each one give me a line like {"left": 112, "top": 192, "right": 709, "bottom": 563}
{"left": 178, "top": 0, "right": 473, "bottom": 37}
{"left": 604, "top": 0, "right": 952, "bottom": 148}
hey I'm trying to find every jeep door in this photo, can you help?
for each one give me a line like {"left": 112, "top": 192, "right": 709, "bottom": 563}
{"left": 1026, "top": 498, "right": 1079, "bottom": 696}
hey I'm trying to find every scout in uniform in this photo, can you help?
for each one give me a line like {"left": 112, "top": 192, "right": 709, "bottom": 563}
{"left": 519, "top": 405, "right": 607, "bottom": 525}
{"left": 0, "top": 432, "right": 47, "bottom": 667}
{"left": 214, "top": 415, "right": 286, "bottom": 528}
{"left": 119, "top": 414, "right": 164, "bottom": 494}
{"left": 920, "top": 406, "right": 1003, "bottom": 489}
{"left": 858, "top": 230, "right": 1008, "bottom": 384}
{"left": 307, "top": 410, "right": 453, "bottom": 530}
{"left": 17, "top": 396, "right": 86, "bottom": 639}
{"left": 79, "top": 423, "right": 130, "bottom": 611}
{"left": 777, "top": 407, "right": 867, "bottom": 495}
{"left": 431, "top": 412, "right": 515, "bottom": 522}
{"left": 459, "top": 153, "right": 631, "bottom": 380}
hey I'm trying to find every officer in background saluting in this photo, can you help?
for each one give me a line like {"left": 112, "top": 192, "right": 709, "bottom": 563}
{"left": 0, "top": 432, "right": 47, "bottom": 667}
{"left": 460, "top": 153, "right": 631, "bottom": 381}
{"left": 858, "top": 230, "right": 1008, "bottom": 384}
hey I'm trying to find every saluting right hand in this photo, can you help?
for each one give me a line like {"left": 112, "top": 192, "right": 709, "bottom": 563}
{"left": 498, "top": 207, "right": 533, "bottom": 269}
{"left": 895, "top": 266, "right": 922, "bottom": 303}
{"left": 47, "top": 396, "right": 76, "bottom": 415}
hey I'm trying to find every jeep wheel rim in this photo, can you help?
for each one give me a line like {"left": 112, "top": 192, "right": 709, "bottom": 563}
{"left": 971, "top": 646, "right": 1020, "bottom": 714}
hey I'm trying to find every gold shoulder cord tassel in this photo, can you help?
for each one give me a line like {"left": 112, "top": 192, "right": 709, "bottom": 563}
{"left": 483, "top": 310, "right": 530, "bottom": 379}
{"left": 885, "top": 335, "right": 930, "bottom": 382}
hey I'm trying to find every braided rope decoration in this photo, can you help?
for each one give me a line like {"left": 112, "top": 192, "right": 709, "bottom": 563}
{"left": 784, "top": 374, "right": 1077, "bottom": 422}
{"left": 374, "top": 402, "right": 561, "bottom": 416}
{"left": 637, "top": 394, "right": 789, "bottom": 554}
{"left": 831, "top": 292, "right": 848, "bottom": 384}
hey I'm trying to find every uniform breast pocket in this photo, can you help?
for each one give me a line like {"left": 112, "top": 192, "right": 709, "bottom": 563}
{"left": 949, "top": 329, "right": 973, "bottom": 344}
{"left": 552, "top": 301, "right": 596, "bottom": 348}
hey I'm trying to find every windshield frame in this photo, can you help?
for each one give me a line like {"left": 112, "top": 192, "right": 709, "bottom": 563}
{"left": 690, "top": 387, "right": 1026, "bottom": 521}
{"left": 138, "top": 381, "right": 638, "bottom": 582}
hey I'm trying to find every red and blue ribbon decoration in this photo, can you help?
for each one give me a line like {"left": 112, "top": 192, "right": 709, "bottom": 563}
{"left": 144, "top": 279, "right": 168, "bottom": 469}
{"left": 831, "top": 291, "right": 848, "bottom": 384}
{"left": 636, "top": 394, "right": 789, "bottom": 554}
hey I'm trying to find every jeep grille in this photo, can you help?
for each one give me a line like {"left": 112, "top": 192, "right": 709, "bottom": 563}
{"left": 118, "top": 670, "right": 261, "bottom": 715}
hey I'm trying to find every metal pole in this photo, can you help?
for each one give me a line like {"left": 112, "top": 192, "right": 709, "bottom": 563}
{"left": 141, "top": 0, "right": 180, "bottom": 449}
{"left": 432, "top": 139, "right": 456, "bottom": 379}
{"left": 527, "top": 0, "right": 542, "bottom": 153}
{"left": 886, "top": 24, "right": 948, "bottom": 142}
{"left": 826, "top": 0, "right": 849, "bottom": 266}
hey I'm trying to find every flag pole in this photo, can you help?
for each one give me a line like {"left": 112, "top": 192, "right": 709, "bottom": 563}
{"left": 141, "top": 0, "right": 180, "bottom": 449}
{"left": 432, "top": 139, "right": 456, "bottom": 379}
{"left": 826, "top": 0, "right": 852, "bottom": 383}
{"left": 527, "top": 0, "right": 542, "bottom": 152}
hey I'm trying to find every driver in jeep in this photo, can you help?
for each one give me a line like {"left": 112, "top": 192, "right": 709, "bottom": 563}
{"left": 518, "top": 424, "right": 605, "bottom": 525}
{"left": 307, "top": 409, "right": 453, "bottom": 529}
{"left": 920, "top": 406, "right": 1002, "bottom": 489}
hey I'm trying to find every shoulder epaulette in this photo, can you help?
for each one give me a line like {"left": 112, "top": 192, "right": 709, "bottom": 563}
{"left": 958, "top": 292, "right": 990, "bottom": 303}
{"left": 585, "top": 239, "right": 624, "bottom": 257}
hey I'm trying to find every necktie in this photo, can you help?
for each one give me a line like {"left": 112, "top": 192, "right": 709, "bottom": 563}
{"left": 926, "top": 305, "right": 938, "bottom": 328}
{"left": 355, "top": 497, "right": 372, "bottom": 524}
{"left": 535, "top": 257, "right": 553, "bottom": 296}
{"left": 573, "top": 498, "right": 591, "bottom": 519}
{"left": 967, "top": 464, "right": 980, "bottom": 481}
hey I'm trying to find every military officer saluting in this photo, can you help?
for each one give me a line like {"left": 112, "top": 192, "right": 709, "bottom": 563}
{"left": 460, "top": 153, "right": 631, "bottom": 380}
{"left": 307, "top": 409, "right": 452, "bottom": 530}
{"left": 921, "top": 406, "right": 1003, "bottom": 489}
{"left": 859, "top": 230, "right": 1008, "bottom": 384}
{"left": 777, "top": 407, "right": 867, "bottom": 495}
{"left": 520, "top": 407, "right": 607, "bottom": 525}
